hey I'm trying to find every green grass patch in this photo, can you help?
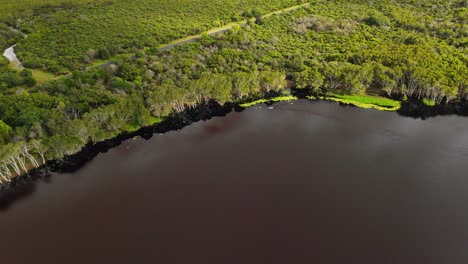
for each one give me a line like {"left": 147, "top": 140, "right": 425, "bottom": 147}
{"left": 90, "top": 59, "right": 107, "bottom": 68}
{"left": 31, "top": 69, "right": 55, "bottom": 84}
{"left": 308, "top": 94, "right": 401, "bottom": 111}
{"left": 240, "top": 95, "right": 297, "bottom": 108}
{"left": 124, "top": 117, "right": 164, "bottom": 133}
{"left": 280, "top": 89, "right": 292, "bottom": 95}
{"left": 421, "top": 98, "right": 436, "bottom": 107}
{"left": 7, "top": 61, "right": 55, "bottom": 84}
{"left": 149, "top": 117, "right": 164, "bottom": 125}
{"left": 124, "top": 123, "right": 140, "bottom": 133}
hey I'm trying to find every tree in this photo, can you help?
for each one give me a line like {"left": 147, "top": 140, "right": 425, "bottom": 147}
{"left": 254, "top": 12, "right": 264, "bottom": 25}
{"left": 373, "top": 64, "right": 396, "bottom": 96}
{"left": 17, "top": 106, "right": 48, "bottom": 127}
{"left": 259, "top": 71, "right": 287, "bottom": 92}
{"left": 99, "top": 48, "right": 111, "bottom": 59}
{"left": 117, "top": 63, "right": 141, "bottom": 81}
{"left": 20, "top": 70, "right": 37, "bottom": 87}
{"left": 294, "top": 67, "right": 324, "bottom": 92}
{"left": 24, "top": 76, "right": 37, "bottom": 87}
{"left": 363, "top": 12, "right": 390, "bottom": 27}
{"left": 46, "top": 134, "right": 82, "bottom": 159}
{"left": 231, "top": 71, "right": 260, "bottom": 99}
{"left": 30, "top": 139, "right": 48, "bottom": 164}
{"left": 0, "top": 120, "right": 12, "bottom": 144}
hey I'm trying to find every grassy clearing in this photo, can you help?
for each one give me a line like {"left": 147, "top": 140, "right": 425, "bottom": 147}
{"left": 308, "top": 94, "right": 401, "bottom": 111}
{"left": 90, "top": 59, "right": 107, "bottom": 68}
{"left": 240, "top": 95, "right": 297, "bottom": 108}
{"left": 6, "top": 60, "right": 55, "bottom": 84}
{"left": 421, "top": 98, "right": 436, "bottom": 107}
{"left": 31, "top": 69, "right": 55, "bottom": 84}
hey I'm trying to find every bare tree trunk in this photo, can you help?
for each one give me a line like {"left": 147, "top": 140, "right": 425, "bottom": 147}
{"left": 1, "top": 164, "right": 12, "bottom": 176}
{"left": 15, "top": 154, "right": 27, "bottom": 172}
{"left": 21, "top": 145, "right": 39, "bottom": 168}
{"left": 0, "top": 169, "right": 11, "bottom": 182}
{"left": 6, "top": 157, "right": 21, "bottom": 175}
{"left": 38, "top": 152, "right": 46, "bottom": 164}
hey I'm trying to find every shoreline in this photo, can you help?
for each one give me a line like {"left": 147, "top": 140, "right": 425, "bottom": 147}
{"left": 1, "top": 90, "right": 468, "bottom": 209}
{"left": 1, "top": 90, "right": 468, "bottom": 190}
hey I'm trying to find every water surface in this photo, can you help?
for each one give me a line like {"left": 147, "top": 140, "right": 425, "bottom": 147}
{"left": 1, "top": 100, "right": 468, "bottom": 263}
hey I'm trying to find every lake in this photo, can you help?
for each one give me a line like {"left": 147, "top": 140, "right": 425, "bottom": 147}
{"left": 1, "top": 100, "right": 468, "bottom": 263}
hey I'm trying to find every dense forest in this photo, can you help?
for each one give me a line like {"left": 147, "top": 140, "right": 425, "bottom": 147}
{"left": 0, "top": 0, "right": 467, "bottom": 182}
{"left": 3, "top": 0, "right": 306, "bottom": 72}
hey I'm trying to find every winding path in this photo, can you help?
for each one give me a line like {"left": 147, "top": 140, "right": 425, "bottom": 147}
{"left": 2, "top": 45, "right": 24, "bottom": 70}
{"left": 4, "top": 3, "right": 311, "bottom": 76}
{"left": 97, "top": 3, "right": 310, "bottom": 70}
{"left": 157, "top": 3, "right": 310, "bottom": 52}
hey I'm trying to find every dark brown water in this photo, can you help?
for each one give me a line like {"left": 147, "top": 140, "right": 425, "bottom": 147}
{"left": 1, "top": 100, "right": 468, "bottom": 264}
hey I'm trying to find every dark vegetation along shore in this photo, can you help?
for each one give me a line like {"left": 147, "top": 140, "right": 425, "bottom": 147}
{"left": 0, "top": 0, "right": 467, "bottom": 186}
{"left": 1, "top": 93, "right": 468, "bottom": 210}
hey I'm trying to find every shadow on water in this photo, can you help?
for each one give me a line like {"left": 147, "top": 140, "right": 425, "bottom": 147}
{"left": 48, "top": 100, "right": 237, "bottom": 175}
{"left": 397, "top": 97, "right": 468, "bottom": 119}
{"left": 0, "top": 183, "right": 35, "bottom": 210}
{"left": 0, "top": 168, "right": 51, "bottom": 210}
{"left": 0, "top": 100, "right": 237, "bottom": 210}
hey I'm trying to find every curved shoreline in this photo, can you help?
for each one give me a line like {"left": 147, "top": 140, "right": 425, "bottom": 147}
{"left": 1, "top": 90, "right": 467, "bottom": 192}
{"left": 0, "top": 99, "right": 239, "bottom": 209}
{"left": 0, "top": 93, "right": 467, "bottom": 209}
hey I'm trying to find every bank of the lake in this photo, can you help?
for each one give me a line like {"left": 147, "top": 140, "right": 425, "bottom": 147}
{"left": 2, "top": 89, "right": 468, "bottom": 191}
{"left": 0, "top": 91, "right": 389, "bottom": 184}
{"left": 0, "top": 91, "right": 291, "bottom": 187}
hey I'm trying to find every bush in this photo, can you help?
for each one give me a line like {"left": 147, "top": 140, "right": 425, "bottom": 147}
{"left": 363, "top": 12, "right": 390, "bottom": 27}
{"left": 117, "top": 63, "right": 141, "bottom": 81}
